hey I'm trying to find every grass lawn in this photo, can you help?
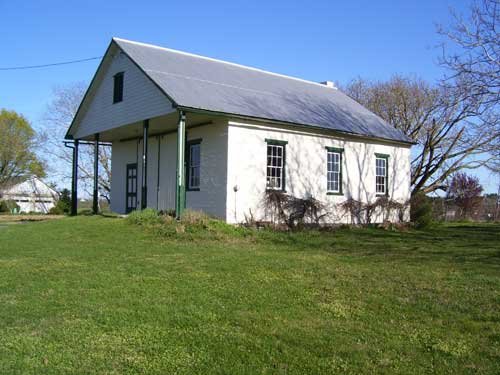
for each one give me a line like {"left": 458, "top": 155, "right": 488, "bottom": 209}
{"left": 0, "top": 217, "right": 499, "bottom": 374}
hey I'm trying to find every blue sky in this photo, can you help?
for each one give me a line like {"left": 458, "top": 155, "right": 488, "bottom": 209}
{"left": 1, "top": 0, "right": 496, "bottom": 192}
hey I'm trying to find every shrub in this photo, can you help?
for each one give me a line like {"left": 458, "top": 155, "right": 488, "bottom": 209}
{"left": 48, "top": 190, "right": 72, "bottom": 215}
{"left": 340, "top": 197, "right": 409, "bottom": 225}
{"left": 339, "top": 198, "right": 365, "bottom": 224}
{"left": 0, "top": 200, "right": 20, "bottom": 213}
{"left": 262, "top": 191, "right": 327, "bottom": 229}
{"left": 160, "top": 209, "right": 176, "bottom": 218}
{"left": 126, "top": 208, "right": 164, "bottom": 226}
{"left": 180, "top": 209, "right": 210, "bottom": 226}
{"left": 56, "top": 189, "right": 71, "bottom": 214}
{"left": 48, "top": 206, "right": 64, "bottom": 215}
{"left": 411, "top": 192, "right": 433, "bottom": 229}
{"left": 126, "top": 207, "right": 252, "bottom": 241}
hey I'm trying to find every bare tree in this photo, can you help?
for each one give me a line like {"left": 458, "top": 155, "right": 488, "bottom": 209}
{"left": 438, "top": 0, "right": 500, "bottom": 172}
{"left": 41, "top": 83, "right": 111, "bottom": 201}
{"left": 343, "top": 75, "right": 499, "bottom": 195}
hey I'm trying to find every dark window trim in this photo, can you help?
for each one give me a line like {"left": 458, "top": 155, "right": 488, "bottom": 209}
{"left": 113, "top": 72, "right": 124, "bottom": 104}
{"left": 265, "top": 138, "right": 288, "bottom": 146}
{"left": 186, "top": 138, "right": 202, "bottom": 191}
{"left": 326, "top": 146, "right": 344, "bottom": 195}
{"left": 265, "top": 139, "right": 287, "bottom": 192}
{"left": 326, "top": 146, "right": 344, "bottom": 153}
{"left": 375, "top": 153, "right": 389, "bottom": 196}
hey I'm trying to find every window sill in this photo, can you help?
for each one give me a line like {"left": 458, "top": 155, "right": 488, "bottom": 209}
{"left": 375, "top": 193, "right": 389, "bottom": 197}
{"left": 187, "top": 188, "right": 200, "bottom": 192}
{"left": 327, "top": 192, "right": 343, "bottom": 196}
{"left": 266, "top": 188, "right": 287, "bottom": 193}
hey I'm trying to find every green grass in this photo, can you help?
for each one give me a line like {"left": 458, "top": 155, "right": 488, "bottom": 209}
{"left": 0, "top": 217, "right": 499, "bottom": 374}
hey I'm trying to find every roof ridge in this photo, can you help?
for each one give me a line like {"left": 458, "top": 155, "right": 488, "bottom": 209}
{"left": 145, "top": 69, "right": 282, "bottom": 97}
{"left": 112, "top": 37, "right": 338, "bottom": 90}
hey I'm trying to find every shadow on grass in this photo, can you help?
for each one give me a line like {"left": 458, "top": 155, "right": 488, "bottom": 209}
{"left": 258, "top": 223, "right": 500, "bottom": 268}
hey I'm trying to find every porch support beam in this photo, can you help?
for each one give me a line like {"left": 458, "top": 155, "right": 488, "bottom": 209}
{"left": 71, "top": 140, "right": 79, "bottom": 216}
{"left": 118, "top": 121, "right": 212, "bottom": 143}
{"left": 175, "top": 111, "right": 186, "bottom": 219}
{"left": 93, "top": 133, "right": 99, "bottom": 215}
{"left": 141, "top": 119, "right": 149, "bottom": 210}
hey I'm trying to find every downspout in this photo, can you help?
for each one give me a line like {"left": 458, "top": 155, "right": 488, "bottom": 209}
{"left": 93, "top": 133, "right": 99, "bottom": 215}
{"left": 156, "top": 135, "right": 161, "bottom": 210}
{"left": 175, "top": 110, "right": 186, "bottom": 218}
{"left": 141, "top": 119, "right": 149, "bottom": 210}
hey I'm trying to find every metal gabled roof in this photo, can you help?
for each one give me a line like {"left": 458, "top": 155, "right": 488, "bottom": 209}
{"left": 109, "top": 38, "right": 412, "bottom": 144}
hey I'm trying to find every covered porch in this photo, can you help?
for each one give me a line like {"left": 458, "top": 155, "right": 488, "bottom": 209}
{"left": 65, "top": 110, "right": 219, "bottom": 217}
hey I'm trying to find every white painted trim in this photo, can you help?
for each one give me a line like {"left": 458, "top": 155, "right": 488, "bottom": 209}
{"left": 227, "top": 120, "right": 412, "bottom": 147}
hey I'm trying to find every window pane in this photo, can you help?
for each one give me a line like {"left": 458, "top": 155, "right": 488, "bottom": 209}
{"left": 188, "top": 144, "right": 201, "bottom": 189}
{"left": 327, "top": 151, "right": 341, "bottom": 193}
{"left": 375, "top": 157, "right": 387, "bottom": 194}
{"left": 266, "top": 144, "right": 285, "bottom": 190}
{"left": 191, "top": 145, "right": 200, "bottom": 166}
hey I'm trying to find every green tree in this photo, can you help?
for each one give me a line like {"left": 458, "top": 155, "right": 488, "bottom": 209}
{"left": 58, "top": 188, "right": 72, "bottom": 214}
{"left": 0, "top": 109, "right": 45, "bottom": 188}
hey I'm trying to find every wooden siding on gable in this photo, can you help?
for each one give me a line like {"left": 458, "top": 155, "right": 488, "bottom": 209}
{"left": 73, "top": 48, "right": 175, "bottom": 139}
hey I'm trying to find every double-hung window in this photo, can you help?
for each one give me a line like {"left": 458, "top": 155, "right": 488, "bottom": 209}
{"left": 375, "top": 153, "right": 389, "bottom": 195}
{"left": 266, "top": 139, "right": 287, "bottom": 191}
{"left": 326, "top": 147, "right": 344, "bottom": 194}
{"left": 187, "top": 139, "right": 201, "bottom": 190}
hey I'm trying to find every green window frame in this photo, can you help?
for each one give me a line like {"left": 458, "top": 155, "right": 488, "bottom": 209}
{"left": 375, "top": 153, "right": 389, "bottom": 196}
{"left": 265, "top": 139, "right": 287, "bottom": 191}
{"left": 326, "top": 147, "right": 344, "bottom": 195}
{"left": 186, "top": 139, "right": 202, "bottom": 191}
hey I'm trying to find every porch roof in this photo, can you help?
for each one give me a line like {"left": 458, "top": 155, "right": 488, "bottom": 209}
{"left": 112, "top": 38, "right": 412, "bottom": 144}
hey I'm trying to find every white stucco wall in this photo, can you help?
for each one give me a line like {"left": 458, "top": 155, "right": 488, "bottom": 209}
{"left": 111, "top": 118, "right": 411, "bottom": 224}
{"left": 226, "top": 120, "right": 411, "bottom": 224}
{"left": 110, "top": 135, "right": 178, "bottom": 214}
{"left": 184, "top": 120, "right": 228, "bottom": 219}
{"left": 72, "top": 47, "right": 174, "bottom": 139}
{"left": 110, "top": 140, "right": 139, "bottom": 214}
{"left": 110, "top": 120, "right": 228, "bottom": 218}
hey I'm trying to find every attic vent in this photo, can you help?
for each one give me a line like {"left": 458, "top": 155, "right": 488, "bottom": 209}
{"left": 320, "top": 81, "right": 336, "bottom": 89}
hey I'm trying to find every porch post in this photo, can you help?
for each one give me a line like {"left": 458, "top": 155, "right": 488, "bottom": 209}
{"left": 175, "top": 111, "right": 186, "bottom": 218}
{"left": 71, "top": 139, "right": 79, "bottom": 216}
{"left": 93, "top": 133, "right": 99, "bottom": 215}
{"left": 141, "top": 119, "right": 149, "bottom": 209}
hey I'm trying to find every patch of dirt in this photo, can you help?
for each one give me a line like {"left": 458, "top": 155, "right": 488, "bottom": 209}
{"left": 0, "top": 215, "right": 64, "bottom": 223}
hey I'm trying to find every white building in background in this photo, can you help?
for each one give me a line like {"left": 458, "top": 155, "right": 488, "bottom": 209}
{"left": 65, "top": 38, "right": 413, "bottom": 223}
{"left": 0, "top": 176, "right": 58, "bottom": 213}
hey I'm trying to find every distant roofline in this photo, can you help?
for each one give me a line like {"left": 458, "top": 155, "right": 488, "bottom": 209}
{"left": 112, "top": 37, "right": 338, "bottom": 91}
